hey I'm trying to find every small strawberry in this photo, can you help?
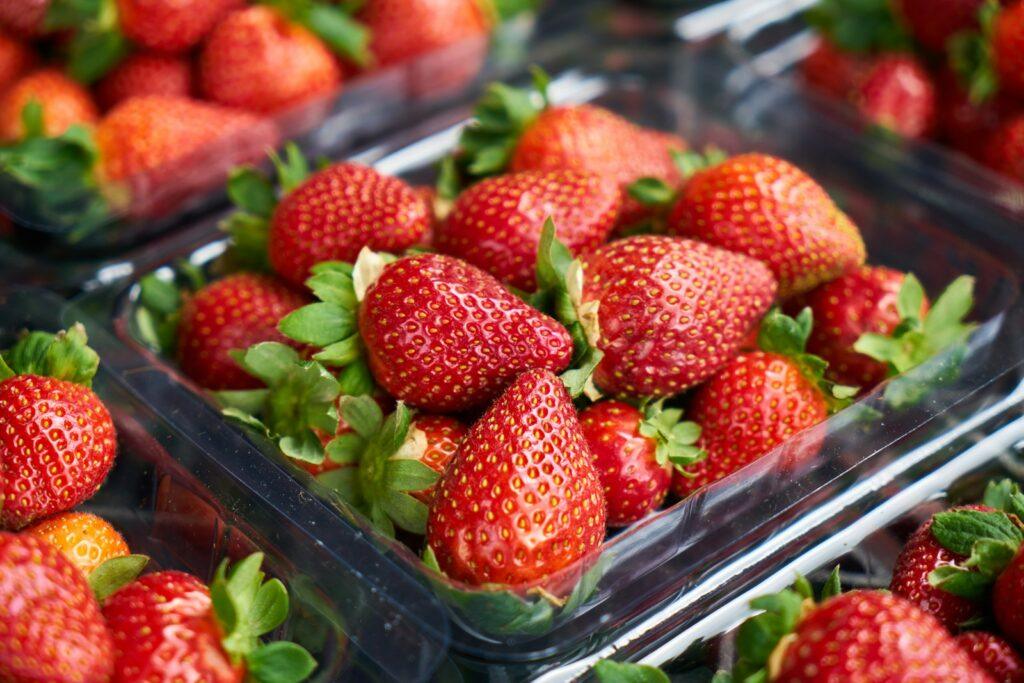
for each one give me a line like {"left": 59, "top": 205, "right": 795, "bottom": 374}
{"left": 0, "top": 29, "right": 34, "bottom": 92}
{"left": 0, "top": 325, "right": 117, "bottom": 529}
{"left": 579, "top": 399, "right": 704, "bottom": 526}
{"left": 0, "top": 532, "right": 114, "bottom": 683}
{"left": 855, "top": 53, "right": 937, "bottom": 138}
{"left": 358, "top": 0, "right": 490, "bottom": 70}
{"left": 426, "top": 369, "right": 606, "bottom": 586}
{"left": 936, "top": 67, "right": 1021, "bottom": 158}
{"left": 801, "top": 37, "right": 871, "bottom": 99}
{"left": 992, "top": 1, "right": 1024, "bottom": 99}
{"left": 199, "top": 6, "right": 342, "bottom": 114}
{"left": 116, "top": 0, "right": 243, "bottom": 53}
{"left": 0, "top": 68, "right": 98, "bottom": 141}
{"left": 95, "top": 52, "right": 192, "bottom": 110}
{"left": 956, "top": 631, "right": 1024, "bottom": 682}
{"left": 666, "top": 153, "right": 866, "bottom": 297}
{"left": 436, "top": 169, "right": 621, "bottom": 290}
{"left": 671, "top": 309, "right": 854, "bottom": 498}
{"left": 893, "top": 0, "right": 991, "bottom": 53}
{"left": 103, "top": 553, "right": 316, "bottom": 683}
{"left": 986, "top": 114, "right": 1024, "bottom": 181}
{"left": 24, "top": 511, "right": 129, "bottom": 575}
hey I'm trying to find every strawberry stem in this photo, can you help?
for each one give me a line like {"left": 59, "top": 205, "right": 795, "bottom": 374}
{"left": 0, "top": 323, "right": 101, "bottom": 386}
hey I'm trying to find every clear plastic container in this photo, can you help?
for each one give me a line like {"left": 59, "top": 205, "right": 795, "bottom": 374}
{"left": 1, "top": 287, "right": 451, "bottom": 682}
{"left": 74, "top": 35, "right": 1024, "bottom": 677}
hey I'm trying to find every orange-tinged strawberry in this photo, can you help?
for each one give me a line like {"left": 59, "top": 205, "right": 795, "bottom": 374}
{"left": 0, "top": 68, "right": 98, "bottom": 141}
{"left": 667, "top": 153, "right": 866, "bottom": 298}
{"left": 116, "top": 0, "right": 243, "bottom": 53}
{"left": 0, "top": 29, "right": 34, "bottom": 92}
{"left": 994, "top": 1, "right": 1024, "bottom": 99}
{"left": 95, "top": 52, "right": 192, "bottom": 110}
{"left": 437, "top": 169, "right": 621, "bottom": 290}
{"left": 426, "top": 369, "right": 606, "bottom": 586}
{"left": 956, "top": 632, "right": 1024, "bottom": 682}
{"left": 0, "top": 532, "right": 114, "bottom": 683}
{"left": 24, "top": 511, "right": 129, "bottom": 575}
{"left": 358, "top": 0, "right": 489, "bottom": 68}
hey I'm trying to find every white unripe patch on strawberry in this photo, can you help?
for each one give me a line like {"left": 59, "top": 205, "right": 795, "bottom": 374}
{"left": 391, "top": 426, "right": 428, "bottom": 461}
{"left": 353, "top": 247, "right": 389, "bottom": 302}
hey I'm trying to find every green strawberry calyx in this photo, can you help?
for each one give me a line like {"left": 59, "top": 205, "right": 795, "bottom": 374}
{"left": 804, "top": 0, "right": 912, "bottom": 54}
{"left": 209, "top": 552, "right": 317, "bottom": 683}
{"left": 263, "top": 0, "right": 371, "bottom": 66}
{"left": 637, "top": 398, "right": 706, "bottom": 476}
{"left": 0, "top": 323, "right": 101, "bottom": 386}
{"left": 47, "top": 0, "right": 130, "bottom": 83}
{"left": 438, "top": 66, "right": 552, "bottom": 199}
{"left": 592, "top": 660, "right": 670, "bottom": 683}
{"left": 89, "top": 554, "right": 150, "bottom": 602}
{"left": 757, "top": 308, "right": 859, "bottom": 412}
{"left": 927, "top": 480, "right": 1024, "bottom": 599}
{"left": 949, "top": 0, "right": 1002, "bottom": 104}
{"left": 134, "top": 261, "right": 207, "bottom": 355}
{"left": 626, "top": 146, "right": 728, "bottom": 208}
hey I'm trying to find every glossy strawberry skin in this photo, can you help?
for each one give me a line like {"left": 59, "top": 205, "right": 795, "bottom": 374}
{"left": 775, "top": 591, "right": 994, "bottom": 682}
{"left": 268, "top": 163, "right": 430, "bottom": 288}
{"left": 0, "top": 30, "right": 34, "bottom": 92}
{"left": 667, "top": 153, "right": 866, "bottom": 298}
{"left": 671, "top": 351, "right": 827, "bottom": 498}
{"left": 199, "top": 6, "right": 341, "bottom": 114}
{"left": 578, "top": 235, "right": 777, "bottom": 397}
{"left": 24, "top": 511, "right": 129, "bottom": 575}
{"left": 401, "top": 414, "right": 467, "bottom": 503}
{"left": 986, "top": 115, "right": 1024, "bottom": 182}
{"left": 956, "top": 632, "right": 1024, "bottom": 682}
{"left": 787, "top": 265, "right": 928, "bottom": 388}
{"left": 0, "top": 69, "right": 98, "bottom": 141}
{"left": 359, "top": 253, "right": 573, "bottom": 412}
{"left": 856, "top": 54, "right": 936, "bottom": 139}
{"left": 893, "top": 0, "right": 988, "bottom": 52}
{"left": 0, "top": 374, "right": 117, "bottom": 529}
{"left": 889, "top": 506, "right": 990, "bottom": 631}
{"left": 95, "top": 53, "right": 192, "bottom": 110}
{"left": 103, "top": 571, "right": 243, "bottom": 683}
{"left": 426, "top": 369, "right": 606, "bottom": 586}
{"left": 0, "top": 532, "right": 114, "bottom": 683}
{"left": 437, "top": 169, "right": 621, "bottom": 291}
{"left": 994, "top": 548, "right": 1024, "bottom": 651}
{"left": 178, "top": 272, "right": 309, "bottom": 391}
{"left": 579, "top": 400, "right": 670, "bottom": 526}
{"left": 116, "top": 0, "right": 243, "bottom": 53}
{"left": 358, "top": 0, "right": 489, "bottom": 69}
{"left": 994, "top": 3, "right": 1024, "bottom": 100}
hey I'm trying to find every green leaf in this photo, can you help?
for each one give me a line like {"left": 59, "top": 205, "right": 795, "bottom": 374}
{"left": 710, "top": 672, "right": 734, "bottom": 683}
{"left": 3, "top": 324, "right": 100, "bottom": 386}
{"left": 138, "top": 273, "right": 182, "bottom": 316}
{"left": 89, "top": 554, "right": 149, "bottom": 603}
{"left": 757, "top": 307, "right": 811, "bottom": 357}
{"left": 246, "top": 641, "right": 317, "bottom": 683}
{"left": 305, "top": 269, "right": 357, "bottom": 309}
{"left": 0, "top": 355, "right": 14, "bottom": 381}
{"left": 930, "top": 509, "right": 1023, "bottom": 556}
{"left": 820, "top": 566, "right": 842, "bottom": 600}
{"left": 316, "top": 467, "right": 362, "bottom": 505}
{"left": 216, "top": 389, "right": 271, "bottom": 416}
{"left": 384, "top": 459, "right": 440, "bottom": 492}
{"left": 236, "top": 342, "right": 303, "bottom": 386}
{"left": 303, "top": 3, "right": 370, "bottom": 66}
{"left": 592, "top": 660, "right": 670, "bottom": 683}
{"left": 560, "top": 347, "right": 602, "bottom": 399}
{"left": 278, "top": 303, "right": 355, "bottom": 347}
{"left": 268, "top": 142, "right": 310, "bottom": 194}
{"left": 20, "top": 100, "right": 45, "bottom": 139}
{"left": 804, "top": 0, "right": 912, "bottom": 53}
{"left": 325, "top": 432, "right": 366, "bottom": 464}
{"left": 928, "top": 565, "right": 993, "bottom": 600}
{"left": 436, "top": 156, "right": 462, "bottom": 201}
{"left": 227, "top": 167, "right": 277, "bottom": 218}
{"left": 535, "top": 218, "right": 574, "bottom": 300}
{"left": 338, "top": 395, "right": 383, "bottom": 439}
{"left": 967, "top": 538, "right": 1018, "bottom": 575}
{"left": 983, "top": 479, "right": 1024, "bottom": 518}
{"left": 792, "top": 574, "right": 813, "bottom": 600}
{"left": 380, "top": 490, "right": 429, "bottom": 535}
{"left": 671, "top": 146, "right": 727, "bottom": 178}
{"left": 561, "top": 554, "right": 609, "bottom": 615}
{"left": 626, "top": 177, "right": 675, "bottom": 207}
{"left": 249, "top": 578, "right": 290, "bottom": 635}
{"left": 337, "top": 360, "right": 375, "bottom": 396}
{"left": 280, "top": 431, "right": 326, "bottom": 464}
{"left": 221, "top": 212, "right": 271, "bottom": 272}
{"left": 312, "top": 335, "right": 362, "bottom": 367}
{"left": 735, "top": 589, "right": 804, "bottom": 668}
{"left": 67, "top": 24, "right": 129, "bottom": 83}
{"left": 923, "top": 276, "right": 975, "bottom": 350}
{"left": 896, "top": 273, "right": 925, "bottom": 322}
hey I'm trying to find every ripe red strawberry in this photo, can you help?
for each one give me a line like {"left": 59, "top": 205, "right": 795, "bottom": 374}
{"left": 893, "top": 0, "right": 990, "bottom": 53}
{"left": 95, "top": 53, "right": 193, "bottom": 110}
{"left": 103, "top": 553, "right": 315, "bottom": 683}
{"left": 993, "top": 1, "right": 1024, "bottom": 99}
{"left": 0, "top": 532, "right": 114, "bottom": 682}
{"left": 0, "top": 326, "right": 117, "bottom": 529}
{"left": 268, "top": 162, "right": 430, "bottom": 288}
{"left": 956, "top": 632, "right": 1024, "bottom": 682}
{"left": 671, "top": 309, "right": 841, "bottom": 498}
{"left": 801, "top": 37, "right": 871, "bottom": 99}
{"left": 24, "top": 511, "right": 130, "bottom": 575}
{"left": 436, "top": 169, "right": 621, "bottom": 290}
{"left": 890, "top": 505, "right": 991, "bottom": 631}
{"left": 667, "top": 153, "right": 866, "bottom": 297}
{"left": 0, "top": 68, "right": 98, "bottom": 141}
{"left": 936, "top": 68, "right": 1021, "bottom": 158}
{"left": 426, "top": 369, "right": 606, "bottom": 586}
{"left": 855, "top": 53, "right": 937, "bottom": 138}
{"left": 0, "top": 29, "right": 34, "bottom": 92}
{"left": 397, "top": 413, "right": 467, "bottom": 503}
{"left": 986, "top": 114, "right": 1024, "bottom": 182}
{"left": 177, "top": 272, "right": 309, "bottom": 391}
{"left": 199, "top": 6, "right": 342, "bottom": 114}
{"left": 570, "top": 234, "right": 776, "bottom": 397}
{"left": 579, "top": 400, "right": 703, "bottom": 526}
{"left": 357, "top": 0, "right": 489, "bottom": 69}
{"left": 116, "top": 0, "right": 243, "bottom": 53}
{"left": 995, "top": 549, "right": 1024, "bottom": 650}
{"left": 0, "top": 0, "right": 48, "bottom": 37}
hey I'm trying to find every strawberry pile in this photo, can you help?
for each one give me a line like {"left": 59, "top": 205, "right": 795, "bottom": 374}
{"left": 135, "top": 71, "right": 977, "bottom": 598}
{"left": 0, "top": 324, "right": 316, "bottom": 682}
{"left": 800, "top": 0, "right": 1024, "bottom": 184}
{"left": 0, "top": 0, "right": 526, "bottom": 235}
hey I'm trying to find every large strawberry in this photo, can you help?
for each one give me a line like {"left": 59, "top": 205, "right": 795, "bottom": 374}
{"left": 0, "top": 68, "right": 98, "bottom": 141}
{"left": 956, "top": 631, "right": 1024, "bottom": 681}
{"left": 0, "top": 532, "right": 114, "bottom": 682}
{"left": 666, "top": 153, "right": 866, "bottom": 297}
{"left": 579, "top": 399, "right": 704, "bottom": 526}
{"left": 426, "top": 369, "right": 606, "bottom": 586}
{"left": 992, "top": 1, "right": 1024, "bottom": 99}
{"left": 671, "top": 309, "right": 854, "bottom": 498}
{"left": 95, "top": 53, "right": 193, "bottom": 110}
{"left": 357, "top": 0, "right": 489, "bottom": 69}
{"left": 436, "top": 169, "right": 621, "bottom": 290}
{"left": 103, "top": 553, "right": 316, "bottom": 682}
{"left": 537, "top": 229, "right": 776, "bottom": 397}
{"left": 0, "top": 325, "right": 117, "bottom": 529}
{"left": 116, "top": 0, "right": 243, "bottom": 53}
{"left": 24, "top": 511, "right": 129, "bottom": 575}
{"left": 0, "top": 29, "right": 34, "bottom": 92}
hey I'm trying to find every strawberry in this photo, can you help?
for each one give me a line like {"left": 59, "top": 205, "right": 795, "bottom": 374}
{"left": 398, "top": 413, "right": 466, "bottom": 503}
{"left": 956, "top": 632, "right": 1024, "bottom": 682}
{"left": 0, "top": 532, "right": 114, "bottom": 683}
{"left": 103, "top": 553, "right": 316, "bottom": 683}
{"left": 116, "top": 0, "right": 243, "bottom": 53}
{"left": 579, "top": 400, "right": 703, "bottom": 526}
{"left": 0, "top": 69, "right": 98, "bottom": 141}
{"left": 436, "top": 169, "right": 621, "bottom": 290}
{"left": 175, "top": 272, "right": 309, "bottom": 391}
{"left": 666, "top": 153, "right": 866, "bottom": 297}
{"left": 199, "top": 6, "right": 342, "bottom": 114}
{"left": 0, "top": 325, "right": 117, "bottom": 529}
{"left": 993, "top": 1, "right": 1024, "bottom": 99}
{"left": 936, "top": 67, "right": 1021, "bottom": 158}
{"left": 0, "top": 29, "right": 34, "bottom": 92}
{"left": 358, "top": 0, "right": 489, "bottom": 70}
{"left": 537, "top": 231, "right": 776, "bottom": 397}
{"left": 890, "top": 505, "right": 991, "bottom": 631}
{"left": 995, "top": 549, "right": 1024, "bottom": 650}
{"left": 0, "top": 0, "right": 48, "bottom": 37}
{"left": 855, "top": 53, "right": 937, "bottom": 138}
{"left": 986, "top": 114, "right": 1024, "bottom": 181}
{"left": 95, "top": 53, "right": 192, "bottom": 110}
{"left": 671, "top": 309, "right": 851, "bottom": 498}
{"left": 24, "top": 511, "right": 129, "bottom": 575}
{"left": 426, "top": 369, "right": 606, "bottom": 586}
{"left": 893, "top": 0, "right": 991, "bottom": 52}
{"left": 801, "top": 37, "right": 871, "bottom": 99}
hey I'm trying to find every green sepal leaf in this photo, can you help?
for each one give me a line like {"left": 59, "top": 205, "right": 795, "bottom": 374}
{"left": 299, "top": 2, "right": 370, "bottom": 66}
{"left": 928, "top": 565, "right": 993, "bottom": 600}
{"left": 804, "top": 0, "right": 912, "bottom": 53}
{"left": 89, "top": 554, "right": 149, "bottom": 603}
{"left": 949, "top": 1, "right": 1002, "bottom": 104}
{"left": 930, "top": 509, "right": 1023, "bottom": 556}
{"left": 3, "top": 323, "right": 100, "bottom": 386}
{"left": 316, "top": 467, "right": 363, "bottom": 505}
{"left": 221, "top": 212, "right": 272, "bottom": 272}
{"left": 66, "top": 23, "right": 129, "bottom": 84}
{"left": 305, "top": 269, "right": 357, "bottom": 309}
{"left": 338, "top": 394, "right": 383, "bottom": 439}
{"left": 626, "top": 177, "right": 675, "bottom": 207}
{"left": 639, "top": 398, "right": 706, "bottom": 474}
{"left": 337, "top": 359, "right": 375, "bottom": 396}
{"left": 278, "top": 302, "right": 355, "bottom": 347}
{"left": 670, "top": 146, "right": 727, "bottom": 178}
{"left": 379, "top": 490, "right": 429, "bottom": 535}
{"left": 983, "top": 479, "right": 1024, "bottom": 519}
{"left": 436, "top": 155, "right": 462, "bottom": 201}
{"left": 560, "top": 346, "right": 602, "bottom": 399}
{"left": 246, "top": 641, "right": 318, "bottom": 683}
{"left": 384, "top": 459, "right": 440, "bottom": 491}
{"left": 227, "top": 166, "right": 277, "bottom": 218}
{"left": 324, "top": 431, "right": 366, "bottom": 464}
{"left": 267, "top": 142, "right": 310, "bottom": 195}
{"left": 792, "top": 574, "right": 813, "bottom": 600}
{"left": 820, "top": 565, "right": 843, "bottom": 601}
{"left": 592, "top": 660, "right": 670, "bottom": 683}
